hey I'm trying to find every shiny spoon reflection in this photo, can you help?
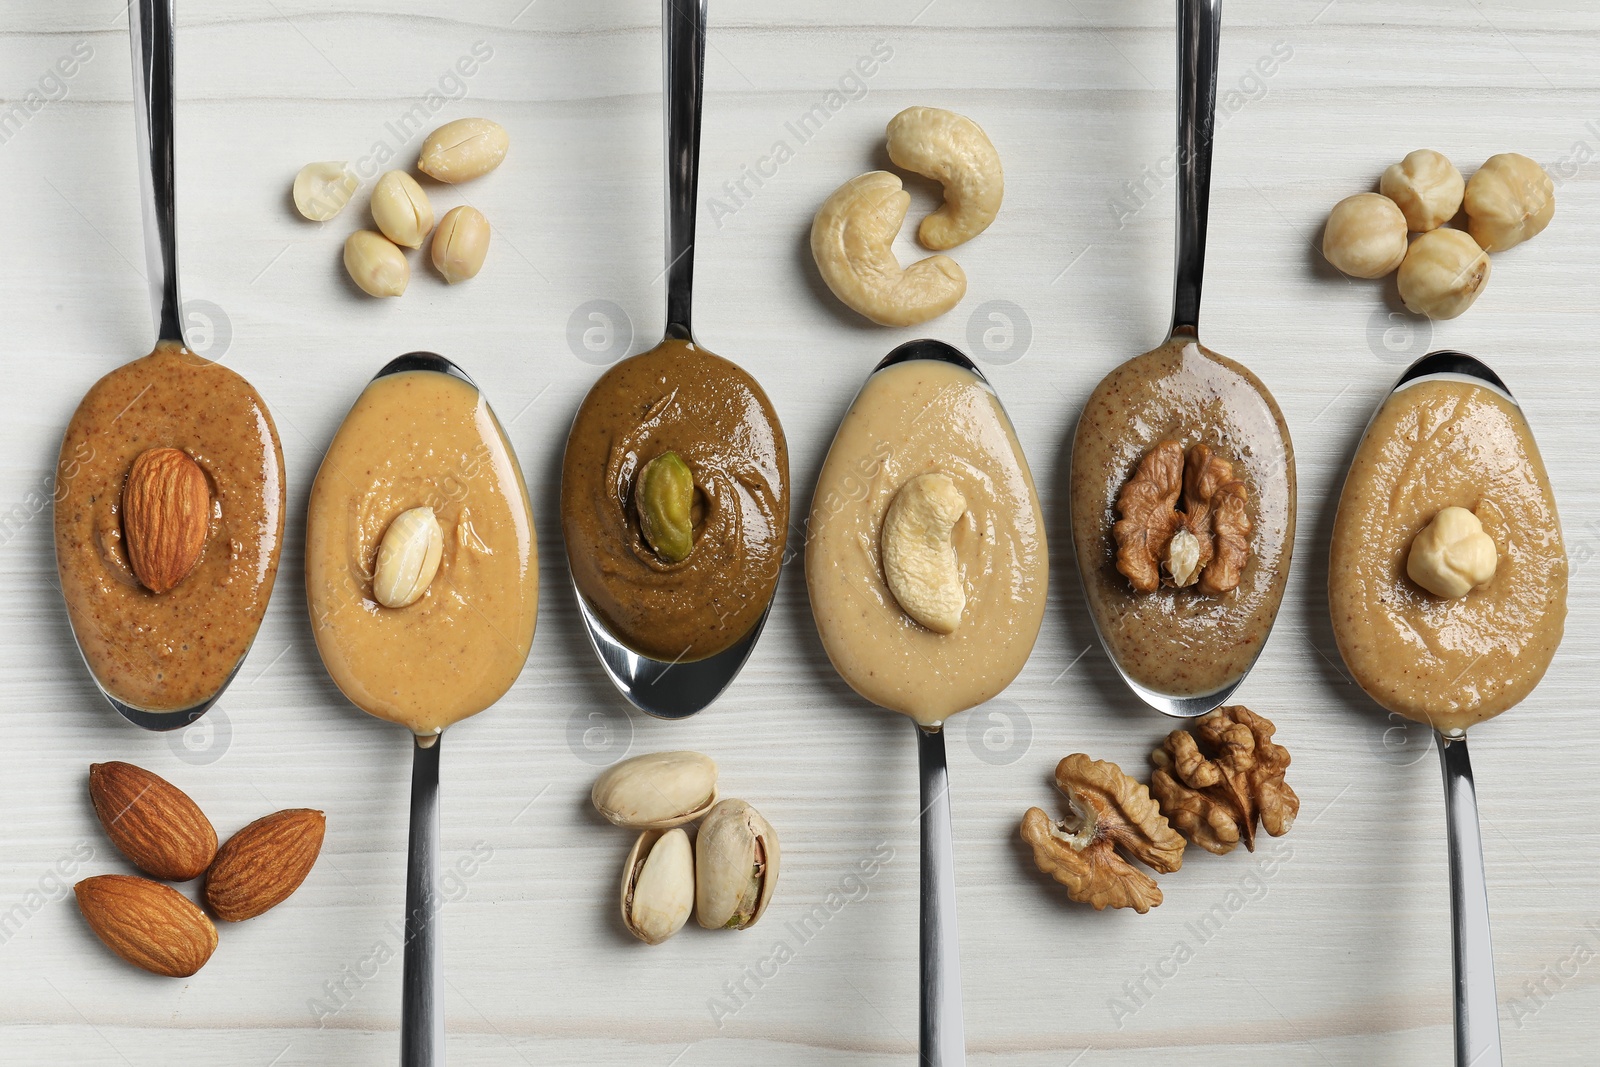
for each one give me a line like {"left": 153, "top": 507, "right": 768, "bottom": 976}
{"left": 562, "top": 0, "right": 786, "bottom": 719}
{"left": 1070, "top": 0, "right": 1294, "bottom": 719}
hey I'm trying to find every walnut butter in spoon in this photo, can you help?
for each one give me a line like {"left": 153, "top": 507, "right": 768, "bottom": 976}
{"left": 1070, "top": 336, "right": 1296, "bottom": 700}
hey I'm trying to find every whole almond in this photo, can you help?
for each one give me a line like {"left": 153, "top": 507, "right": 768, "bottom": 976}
{"left": 122, "top": 446, "right": 209, "bottom": 594}
{"left": 75, "top": 874, "right": 218, "bottom": 978}
{"left": 205, "top": 808, "right": 326, "bottom": 922}
{"left": 89, "top": 762, "right": 217, "bottom": 881}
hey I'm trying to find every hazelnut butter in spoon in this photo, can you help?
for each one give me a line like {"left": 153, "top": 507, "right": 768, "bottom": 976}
{"left": 1330, "top": 352, "right": 1566, "bottom": 1067}
{"left": 306, "top": 354, "right": 537, "bottom": 1065}
{"left": 54, "top": 0, "right": 285, "bottom": 728}
{"left": 1070, "top": 0, "right": 1295, "bottom": 716}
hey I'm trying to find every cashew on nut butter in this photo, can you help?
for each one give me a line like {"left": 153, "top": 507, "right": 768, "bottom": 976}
{"left": 306, "top": 371, "right": 538, "bottom": 735}
{"left": 55, "top": 342, "right": 287, "bottom": 712}
{"left": 1331, "top": 377, "right": 1566, "bottom": 733}
{"left": 1071, "top": 337, "right": 1295, "bottom": 698}
{"left": 807, "top": 359, "right": 1048, "bottom": 726}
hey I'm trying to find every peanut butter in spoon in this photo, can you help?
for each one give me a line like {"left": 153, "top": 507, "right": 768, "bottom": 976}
{"left": 306, "top": 369, "right": 537, "bottom": 735}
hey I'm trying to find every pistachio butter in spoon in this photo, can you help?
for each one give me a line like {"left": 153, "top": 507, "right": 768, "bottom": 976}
{"left": 306, "top": 353, "right": 538, "bottom": 1066}
{"left": 1330, "top": 351, "right": 1566, "bottom": 1067}
{"left": 560, "top": 0, "right": 788, "bottom": 719}
{"left": 1070, "top": 0, "right": 1295, "bottom": 718}
{"left": 808, "top": 339, "right": 1050, "bottom": 1067}
{"left": 54, "top": 0, "right": 285, "bottom": 731}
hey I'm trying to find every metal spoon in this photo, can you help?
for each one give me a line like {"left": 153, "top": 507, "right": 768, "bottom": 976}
{"left": 564, "top": 0, "right": 780, "bottom": 719}
{"left": 840, "top": 336, "right": 1035, "bottom": 1067}
{"left": 61, "top": 0, "right": 278, "bottom": 733}
{"left": 316, "top": 351, "right": 503, "bottom": 1067}
{"left": 1071, "top": 0, "right": 1292, "bottom": 719}
{"left": 1354, "top": 349, "right": 1516, "bottom": 1067}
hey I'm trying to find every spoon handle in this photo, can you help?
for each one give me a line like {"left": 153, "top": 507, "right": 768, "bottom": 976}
{"left": 917, "top": 724, "right": 966, "bottom": 1066}
{"left": 128, "top": 0, "right": 185, "bottom": 346}
{"left": 1171, "top": 0, "right": 1221, "bottom": 336}
{"left": 1437, "top": 731, "right": 1503, "bottom": 1067}
{"left": 662, "top": 0, "right": 707, "bottom": 341}
{"left": 401, "top": 734, "right": 443, "bottom": 1067}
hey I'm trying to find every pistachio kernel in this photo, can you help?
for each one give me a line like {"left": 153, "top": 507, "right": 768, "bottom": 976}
{"left": 635, "top": 451, "right": 695, "bottom": 563}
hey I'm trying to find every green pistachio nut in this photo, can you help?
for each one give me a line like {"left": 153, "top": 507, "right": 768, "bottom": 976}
{"left": 636, "top": 451, "right": 695, "bottom": 563}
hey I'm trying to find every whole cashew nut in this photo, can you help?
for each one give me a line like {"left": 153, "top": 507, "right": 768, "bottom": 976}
{"left": 881, "top": 472, "right": 968, "bottom": 634}
{"left": 885, "top": 106, "right": 1004, "bottom": 250}
{"left": 810, "top": 171, "right": 967, "bottom": 327}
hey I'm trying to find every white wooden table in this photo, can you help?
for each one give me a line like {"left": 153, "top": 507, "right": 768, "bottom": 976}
{"left": 2, "top": 2, "right": 1596, "bottom": 1063}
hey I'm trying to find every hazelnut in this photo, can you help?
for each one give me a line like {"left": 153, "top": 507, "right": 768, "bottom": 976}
{"left": 1379, "top": 149, "right": 1464, "bottom": 232}
{"left": 1464, "top": 152, "right": 1555, "bottom": 253}
{"left": 1322, "top": 193, "right": 1408, "bottom": 278}
{"left": 1407, "top": 506, "right": 1497, "bottom": 599}
{"left": 1396, "top": 229, "right": 1490, "bottom": 320}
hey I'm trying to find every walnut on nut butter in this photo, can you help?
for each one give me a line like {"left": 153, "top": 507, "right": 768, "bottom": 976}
{"left": 1112, "top": 440, "right": 1251, "bottom": 595}
{"left": 1021, "top": 754, "right": 1185, "bottom": 914}
{"left": 1150, "top": 706, "right": 1298, "bottom": 855}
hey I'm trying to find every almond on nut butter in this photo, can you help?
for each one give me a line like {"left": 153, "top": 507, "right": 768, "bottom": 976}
{"left": 122, "top": 446, "right": 209, "bottom": 594}
{"left": 204, "top": 808, "right": 326, "bottom": 922}
{"left": 89, "top": 762, "right": 217, "bottom": 882}
{"left": 75, "top": 874, "right": 218, "bottom": 977}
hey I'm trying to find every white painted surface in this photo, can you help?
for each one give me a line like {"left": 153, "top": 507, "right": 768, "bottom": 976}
{"left": 1, "top": 1, "right": 1596, "bottom": 1064}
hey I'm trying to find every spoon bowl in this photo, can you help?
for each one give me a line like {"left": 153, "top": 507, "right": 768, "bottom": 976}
{"left": 88, "top": 665, "right": 245, "bottom": 734}
{"left": 572, "top": 597, "right": 771, "bottom": 719}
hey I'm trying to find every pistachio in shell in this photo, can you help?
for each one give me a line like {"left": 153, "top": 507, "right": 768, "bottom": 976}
{"left": 695, "top": 799, "right": 779, "bottom": 930}
{"left": 621, "top": 828, "right": 695, "bottom": 945}
{"left": 591, "top": 750, "right": 718, "bottom": 830}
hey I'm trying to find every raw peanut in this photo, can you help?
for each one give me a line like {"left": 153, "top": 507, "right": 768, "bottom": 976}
{"left": 417, "top": 118, "right": 509, "bottom": 183}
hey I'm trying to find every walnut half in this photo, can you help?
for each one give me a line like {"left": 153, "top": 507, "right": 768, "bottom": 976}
{"left": 1150, "top": 706, "right": 1299, "bottom": 855}
{"left": 1112, "top": 440, "right": 1251, "bottom": 595}
{"left": 1021, "top": 754, "right": 1186, "bottom": 913}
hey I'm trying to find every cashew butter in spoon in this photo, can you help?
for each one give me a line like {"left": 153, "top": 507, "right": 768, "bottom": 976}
{"left": 807, "top": 352, "right": 1048, "bottom": 726}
